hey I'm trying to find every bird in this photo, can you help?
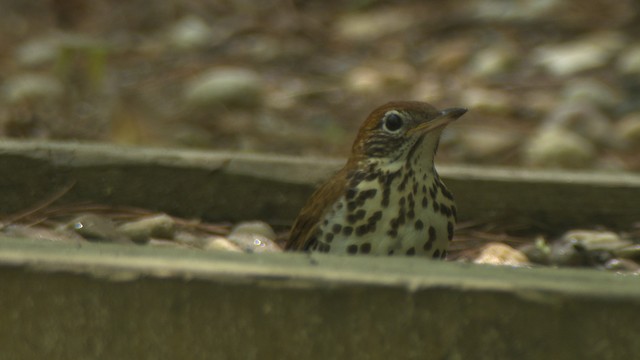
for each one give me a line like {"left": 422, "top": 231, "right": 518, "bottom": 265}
{"left": 286, "top": 101, "right": 467, "bottom": 258}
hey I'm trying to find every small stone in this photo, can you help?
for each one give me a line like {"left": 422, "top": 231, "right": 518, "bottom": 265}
{"left": 615, "top": 113, "right": 640, "bottom": 150}
{"left": 334, "top": 8, "right": 416, "bottom": 42}
{"left": 203, "top": 236, "right": 243, "bottom": 253}
{"left": 533, "top": 32, "right": 625, "bottom": 76}
{"left": 227, "top": 232, "right": 282, "bottom": 253}
{"left": 549, "top": 230, "right": 630, "bottom": 267}
{"left": 230, "top": 221, "right": 277, "bottom": 241}
{"left": 345, "top": 67, "right": 385, "bottom": 94}
{"left": 617, "top": 44, "right": 640, "bottom": 74}
{"left": 346, "top": 64, "right": 415, "bottom": 94}
{"left": 15, "top": 36, "right": 59, "bottom": 67}
{"left": 473, "top": 243, "right": 529, "bottom": 266}
{"left": 428, "top": 39, "right": 473, "bottom": 72}
{"left": 5, "top": 74, "right": 63, "bottom": 104}
{"left": 184, "top": 68, "right": 264, "bottom": 109}
{"left": 3, "top": 224, "right": 84, "bottom": 244}
{"left": 562, "top": 78, "right": 622, "bottom": 110}
{"left": 147, "top": 239, "right": 190, "bottom": 249}
{"left": 562, "top": 230, "right": 630, "bottom": 251}
{"left": 613, "top": 244, "right": 640, "bottom": 260}
{"left": 603, "top": 258, "right": 640, "bottom": 273}
{"left": 456, "top": 127, "right": 519, "bottom": 161}
{"left": 473, "top": 0, "right": 559, "bottom": 21}
{"left": 468, "top": 45, "right": 516, "bottom": 78}
{"left": 173, "top": 230, "right": 205, "bottom": 248}
{"left": 524, "top": 127, "right": 596, "bottom": 169}
{"left": 462, "top": 88, "right": 512, "bottom": 114}
{"left": 228, "top": 221, "right": 281, "bottom": 253}
{"left": 167, "top": 16, "right": 212, "bottom": 50}
{"left": 117, "top": 214, "right": 176, "bottom": 243}
{"left": 541, "top": 101, "right": 613, "bottom": 146}
{"left": 65, "top": 214, "right": 131, "bottom": 243}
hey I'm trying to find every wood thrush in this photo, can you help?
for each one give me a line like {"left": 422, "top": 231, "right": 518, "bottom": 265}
{"left": 286, "top": 101, "right": 467, "bottom": 258}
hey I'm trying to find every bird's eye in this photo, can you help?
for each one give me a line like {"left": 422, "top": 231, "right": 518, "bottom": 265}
{"left": 383, "top": 112, "right": 404, "bottom": 132}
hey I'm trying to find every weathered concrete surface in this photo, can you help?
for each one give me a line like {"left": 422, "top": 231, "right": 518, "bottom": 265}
{"left": 0, "top": 237, "right": 639, "bottom": 360}
{"left": 0, "top": 140, "right": 639, "bottom": 229}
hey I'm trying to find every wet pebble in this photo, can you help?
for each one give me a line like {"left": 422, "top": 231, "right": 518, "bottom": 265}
{"left": 524, "top": 127, "right": 596, "bottom": 168}
{"left": 612, "top": 244, "right": 640, "bottom": 260}
{"left": 468, "top": 45, "right": 516, "bottom": 78}
{"left": 617, "top": 44, "right": 640, "bottom": 74}
{"left": 167, "top": 16, "right": 211, "bottom": 50}
{"left": 462, "top": 87, "right": 512, "bottom": 114}
{"left": 549, "top": 230, "right": 631, "bottom": 267}
{"left": 603, "top": 258, "right": 640, "bottom": 273}
{"left": 203, "top": 236, "right": 243, "bottom": 253}
{"left": 541, "top": 101, "right": 613, "bottom": 147}
{"left": 3, "top": 224, "right": 84, "bottom": 244}
{"left": 473, "top": 243, "right": 529, "bottom": 266}
{"left": 5, "top": 74, "right": 63, "bottom": 103}
{"left": 334, "top": 8, "right": 416, "bottom": 42}
{"left": 614, "top": 112, "right": 640, "bottom": 150}
{"left": 184, "top": 68, "right": 264, "bottom": 109}
{"left": 562, "top": 78, "right": 623, "bottom": 110}
{"left": 117, "top": 214, "right": 176, "bottom": 243}
{"left": 456, "top": 127, "right": 520, "bottom": 161}
{"left": 65, "top": 214, "right": 131, "bottom": 243}
{"left": 533, "top": 32, "right": 625, "bottom": 76}
{"left": 227, "top": 221, "right": 281, "bottom": 253}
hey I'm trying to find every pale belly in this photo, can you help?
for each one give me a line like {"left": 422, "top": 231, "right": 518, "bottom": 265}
{"left": 309, "top": 172, "right": 456, "bottom": 259}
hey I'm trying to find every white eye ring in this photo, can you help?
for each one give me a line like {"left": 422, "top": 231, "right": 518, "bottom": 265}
{"left": 383, "top": 111, "right": 404, "bottom": 133}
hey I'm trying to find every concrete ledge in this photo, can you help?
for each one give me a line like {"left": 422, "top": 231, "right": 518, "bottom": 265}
{"left": 1, "top": 237, "right": 640, "bottom": 359}
{"left": 1, "top": 140, "right": 639, "bottom": 229}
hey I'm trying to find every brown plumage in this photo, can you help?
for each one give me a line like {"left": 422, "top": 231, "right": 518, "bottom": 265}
{"left": 287, "top": 101, "right": 467, "bottom": 257}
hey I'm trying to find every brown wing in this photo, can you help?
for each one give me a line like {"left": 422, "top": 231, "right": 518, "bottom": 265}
{"left": 286, "top": 166, "right": 348, "bottom": 251}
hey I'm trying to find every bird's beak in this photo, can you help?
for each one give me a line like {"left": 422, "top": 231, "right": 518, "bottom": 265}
{"left": 409, "top": 107, "right": 467, "bottom": 135}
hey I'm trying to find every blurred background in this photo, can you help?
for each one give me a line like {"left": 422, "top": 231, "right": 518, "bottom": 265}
{"left": 2, "top": 0, "right": 639, "bottom": 170}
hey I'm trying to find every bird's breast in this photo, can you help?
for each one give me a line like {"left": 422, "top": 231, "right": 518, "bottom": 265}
{"left": 308, "top": 163, "right": 456, "bottom": 258}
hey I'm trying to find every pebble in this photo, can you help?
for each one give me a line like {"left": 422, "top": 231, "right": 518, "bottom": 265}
{"left": 461, "top": 87, "right": 512, "bottom": 115}
{"left": 612, "top": 244, "right": 640, "bottom": 260}
{"left": 167, "top": 16, "right": 212, "bottom": 50}
{"left": 334, "top": 8, "right": 416, "bottom": 42}
{"left": 65, "top": 214, "right": 131, "bottom": 243}
{"left": 456, "top": 127, "right": 520, "bottom": 161}
{"left": 524, "top": 127, "right": 596, "bottom": 168}
{"left": 549, "top": 230, "right": 631, "bottom": 267}
{"left": 533, "top": 32, "right": 625, "bottom": 76}
{"left": 183, "top": 68, "right": 264, "bottom": 109}
{"left": 345, "top": 67, "right": 385, "bottom": 94}
{"left": 15, "top": 36, "right": 59, "bottom": 67}
{"left": 468, "top": 45, "right": 516, "bottom": 78}
{"left": 473, "top": 0, "right": 558, "bottom": 21}
{"left": 346, "top": 63, "right": 415, "bottom": 94}
{"left": 227, "top": 221, "right": 282, "bottom": 253}
{"left": 562, "top": 78, "right": 622, "bottom": 110}
{"left": 614, "top": 112, "right": 640, "bottom": 150}
{"left": 3, "top": 224, "right": 84, "bottom": 244}
{"left": 603, "top": 258, "right": 640, "bottom": 273}
{"left": 230, "top": 221, "right": 277, "bottom": 240}
{"left": 473, "top": 243, "right": 529, "bottom": 266}
{"left": 117, "top": 214, "right": 176, "bottom": 243}
{"left": 203, "top": 236, "right": 243, "bottom": 253}
{"left": 5, "top": 74, "right": 63, "bottom": 104}
{"left": 541, "top": 101, "right": 613, "bottom": 147}
{"left": 617, "top": 44, "right": 640, "bottom": 74}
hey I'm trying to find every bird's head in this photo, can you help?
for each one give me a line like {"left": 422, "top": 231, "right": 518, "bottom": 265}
{"left": 350, "top": 101, "right": 467, "bottom": 168}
